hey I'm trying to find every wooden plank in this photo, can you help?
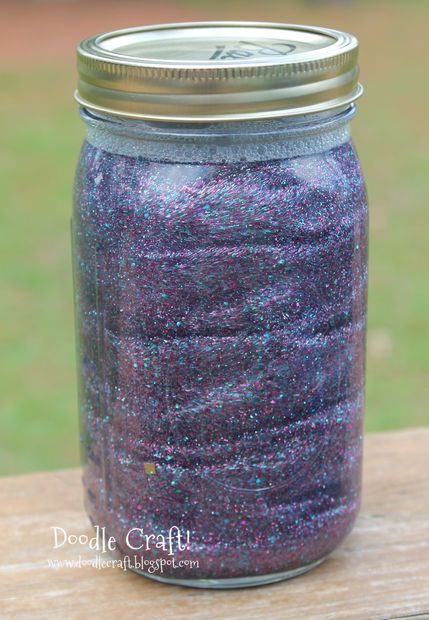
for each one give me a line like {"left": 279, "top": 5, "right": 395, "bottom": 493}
{"left": 0, "top": 428, "right": 428, "bottom": 619}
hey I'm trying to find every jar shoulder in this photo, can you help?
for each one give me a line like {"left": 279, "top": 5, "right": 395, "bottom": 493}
{"left": 74, "top": 137, "right": 366, "bottom": 200}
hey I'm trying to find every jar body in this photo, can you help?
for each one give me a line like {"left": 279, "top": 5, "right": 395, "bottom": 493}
{"left": 73, "top": 108, "right": 368, "bottom": 586}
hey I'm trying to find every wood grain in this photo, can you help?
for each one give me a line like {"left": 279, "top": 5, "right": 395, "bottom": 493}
{"left": 0, "top": 428, "right": 428, "bottom": 620}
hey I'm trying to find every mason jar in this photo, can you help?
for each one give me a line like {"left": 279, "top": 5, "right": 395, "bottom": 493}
{"left": 73, "top": 21, "right": 368, "bottom": 588}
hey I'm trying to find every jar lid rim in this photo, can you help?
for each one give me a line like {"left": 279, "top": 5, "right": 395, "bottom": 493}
{"left": 76, "top": 21, "right": 363, "bottom": 123}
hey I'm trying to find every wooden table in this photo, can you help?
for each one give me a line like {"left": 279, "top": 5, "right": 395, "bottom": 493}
{"left": 1, "top": 428, "right": 428, "bottom": 620}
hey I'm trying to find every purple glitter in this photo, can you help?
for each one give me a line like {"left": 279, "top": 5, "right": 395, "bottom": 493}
{"left": 73, "top": 126, "right": 368, "bottom": 582}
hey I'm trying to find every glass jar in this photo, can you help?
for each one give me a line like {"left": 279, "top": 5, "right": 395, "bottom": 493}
{"left": 73, "top": 22, "right": 368, "bottom": 588}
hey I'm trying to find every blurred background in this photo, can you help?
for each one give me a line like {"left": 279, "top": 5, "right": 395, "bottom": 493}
{"left": 1, "top": 0, "right": 428, "bottom": 475}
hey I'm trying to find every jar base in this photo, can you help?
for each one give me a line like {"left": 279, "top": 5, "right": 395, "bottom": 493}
{"left": 129, "top": 557, "right": 326, "bottom": 589}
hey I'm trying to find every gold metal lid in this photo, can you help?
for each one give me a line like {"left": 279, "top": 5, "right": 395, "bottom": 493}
{"left": 75, "top": 21, "right": 363, "bottom": 123}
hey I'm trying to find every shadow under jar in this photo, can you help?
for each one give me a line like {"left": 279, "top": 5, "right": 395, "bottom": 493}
{"left": 72, "top": 21, "right": 368, "bottom": 588}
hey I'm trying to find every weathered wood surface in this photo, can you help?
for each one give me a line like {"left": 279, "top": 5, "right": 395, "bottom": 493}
{"left": 0, "top": 428, "right": 428, "bottom": 619}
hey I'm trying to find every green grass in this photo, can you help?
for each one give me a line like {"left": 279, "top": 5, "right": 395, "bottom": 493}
{"left": 1, "top": 1, "right": 429, "bottom": 474}
{"left": 1, "top": 70, "right": 82, "bottom": 473}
